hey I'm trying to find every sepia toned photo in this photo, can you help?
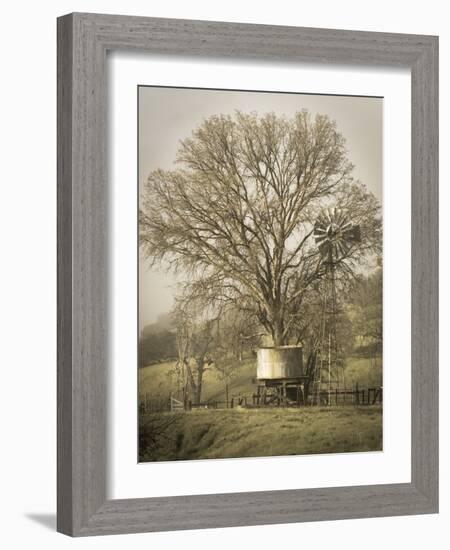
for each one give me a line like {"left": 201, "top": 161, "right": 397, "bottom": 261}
{"left": 138, "top": 86, "right": 382, "bottom": 462}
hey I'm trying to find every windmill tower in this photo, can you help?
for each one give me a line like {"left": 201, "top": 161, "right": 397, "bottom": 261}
{"left": 312, "top": 208, "right": 361, "bottom": 405}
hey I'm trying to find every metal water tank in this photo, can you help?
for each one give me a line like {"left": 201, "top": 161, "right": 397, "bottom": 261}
{"left": 256, "top": 345, "right": 303, "bottom": 380}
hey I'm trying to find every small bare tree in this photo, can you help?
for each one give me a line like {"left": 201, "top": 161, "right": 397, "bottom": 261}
{"left": 172, "top": 299, "right": 216, "bottom": 405}
{"left": 140, "top": 110, "right": 381, "bottom": 346}
{"left": 212, "top": 307, "right": 262, "bottom": 406}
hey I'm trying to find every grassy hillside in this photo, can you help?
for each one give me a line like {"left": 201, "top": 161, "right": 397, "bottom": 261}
{"left": 139, "top": 355, "right": 382, "bottom": 406}
{"left": 139, "top": 357, "right": 256, "bottom": 405}
{"left": 139, "top": 406, "right": 382, "bottom": 461}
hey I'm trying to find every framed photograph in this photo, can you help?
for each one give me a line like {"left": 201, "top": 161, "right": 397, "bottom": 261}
{"left": 137, "top": 86, "right": 384, "bottom": 463}
{"left": 57, "top": 13, "right": 438, "bottom": 536}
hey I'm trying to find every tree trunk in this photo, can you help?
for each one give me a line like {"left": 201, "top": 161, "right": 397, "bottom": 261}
{"left": 272, "top": 318, "right": 286, "bottom": 347}
{"left": 195, "top": 379, "right": 202, "bottom": 405}
{"left": 195, "top": 359, "right": 205, "bottom": 405}
{"left": 184, "top": 359, "right": 197, "bottom": 402}
{"left": 303, "top": 351, "right": 317, "bottom": 403}
{"left": 267, "top": 301, "right": 288, "bottom": 347}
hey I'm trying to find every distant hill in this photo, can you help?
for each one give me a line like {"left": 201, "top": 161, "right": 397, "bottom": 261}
{"left": 141, "top": 312, "right": 174, "bottom": 336}
{"left": 139, "top": 312, "right": 177, "bottom": 367}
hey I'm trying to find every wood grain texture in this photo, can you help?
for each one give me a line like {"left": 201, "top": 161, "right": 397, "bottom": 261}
{"left": 57, "top": 12, "right": 439, "bottom": 537}
{"left": 57, "top": 13, "right": 74, "bottom": 535}
{"left": 410, "top": 36, "right": 439, "bottom": 505}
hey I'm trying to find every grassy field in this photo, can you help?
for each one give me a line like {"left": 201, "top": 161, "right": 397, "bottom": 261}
{"left": 139, "top": 355, "right": 382, "bottom": 462}
{"left": 139, "top": 406, "right": 382, "bottom": 462}
{"left": 139, "top": 355, "right": 382, "bottom": 406}
{"left": 139, "top": 357, "right": 257, "bottom": 406}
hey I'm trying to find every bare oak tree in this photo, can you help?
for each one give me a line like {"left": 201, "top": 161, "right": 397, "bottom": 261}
{"left": 140, "top": 110, "right": 381, "bottom": 346}
{"left": 172, "top": 299, "right": 216, "bottom": 405}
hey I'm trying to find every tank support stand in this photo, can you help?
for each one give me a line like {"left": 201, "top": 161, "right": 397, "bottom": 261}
{"left": 253, "top": 378, "right": 307, "bottom": 407}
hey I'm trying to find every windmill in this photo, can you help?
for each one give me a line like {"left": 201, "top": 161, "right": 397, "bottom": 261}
{"left": 312, "top": 208, "right": 361, "bottom": 405}
{"left": 314, "top": 208, "right": 361, "bottom": 262}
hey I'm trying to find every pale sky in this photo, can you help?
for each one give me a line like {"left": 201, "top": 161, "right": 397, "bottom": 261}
{"left": 139, "top": 86, "right": 383, "bottom": 328}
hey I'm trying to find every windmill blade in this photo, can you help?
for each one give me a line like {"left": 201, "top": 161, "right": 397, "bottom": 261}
{"left": 314, "top": 222, "right": 327, "bottom": 233}
{"left": 315, "top": 216, "right": 328, "bottom": 229}
{"left": 344, "top": 225, "right": 361, "bottom": 242}
{"left": 331, "top": 242, "right": 339, "bottom": 259}
{"left": 315, "top": 235, "right": 329, "bottom": 245}
{"left": 314, "top": 233, "right": 329, "bottom": 245}
{"left": 341, "top": 226, "right": 354, "bottom": 237}
{"left": 314, "top": 207, "right": 362, "bottom": 263}
{"left": 318, "top": 241, "right": 331, "bottom": 256}
{"left": 334, "top": 209, "right": 345, "bottom": 226}
{"left": 352, "top": 225, "right": 361, "bottom": 242}
{"left": 314, "top": 226, "right": 328, "bottom": 236}
{"left": 340, "top": 221, "right": 353, "bottom": 232}
{"left": 335, "top": 241, "right": 344, "bottom": 258}
{"left": 339, "top": 240, "right": 351, "bottom": 257}
{"left": 314, "top": 222, "right": 327, "bottom": 230}
{"left": 313, "top": 222, "right": 329, "bottom": 245}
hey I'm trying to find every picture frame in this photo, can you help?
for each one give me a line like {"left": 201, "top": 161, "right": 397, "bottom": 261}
{"left": 57, "top": 12, "right": 438, "bottom": 536}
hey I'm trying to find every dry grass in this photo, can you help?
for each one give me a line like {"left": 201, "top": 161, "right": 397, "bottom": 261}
{"left": 139, "top": 355, "right": 382, "bottom": 407}
{"left": 139, "top": 406, "right": 382, "bottom": 462}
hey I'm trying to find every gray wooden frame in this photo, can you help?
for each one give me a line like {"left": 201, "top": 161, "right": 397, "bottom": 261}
{"left": 57, "top": 12, "right": 438, "bottom": 537}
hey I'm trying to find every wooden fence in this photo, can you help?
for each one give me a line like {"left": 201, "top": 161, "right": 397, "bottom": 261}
{"left": 139, "top": 394, "right": 232, "bottom": 414}
{"left": 308, "top": 386, "right": 383, "bottom": 406}
{"left": 139, "top": 386, "right": 382, "bottom": 414}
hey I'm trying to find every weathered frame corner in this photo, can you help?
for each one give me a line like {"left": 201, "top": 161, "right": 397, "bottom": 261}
{"left": 57, "top": 12, "right": 438, "bottom": 537}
